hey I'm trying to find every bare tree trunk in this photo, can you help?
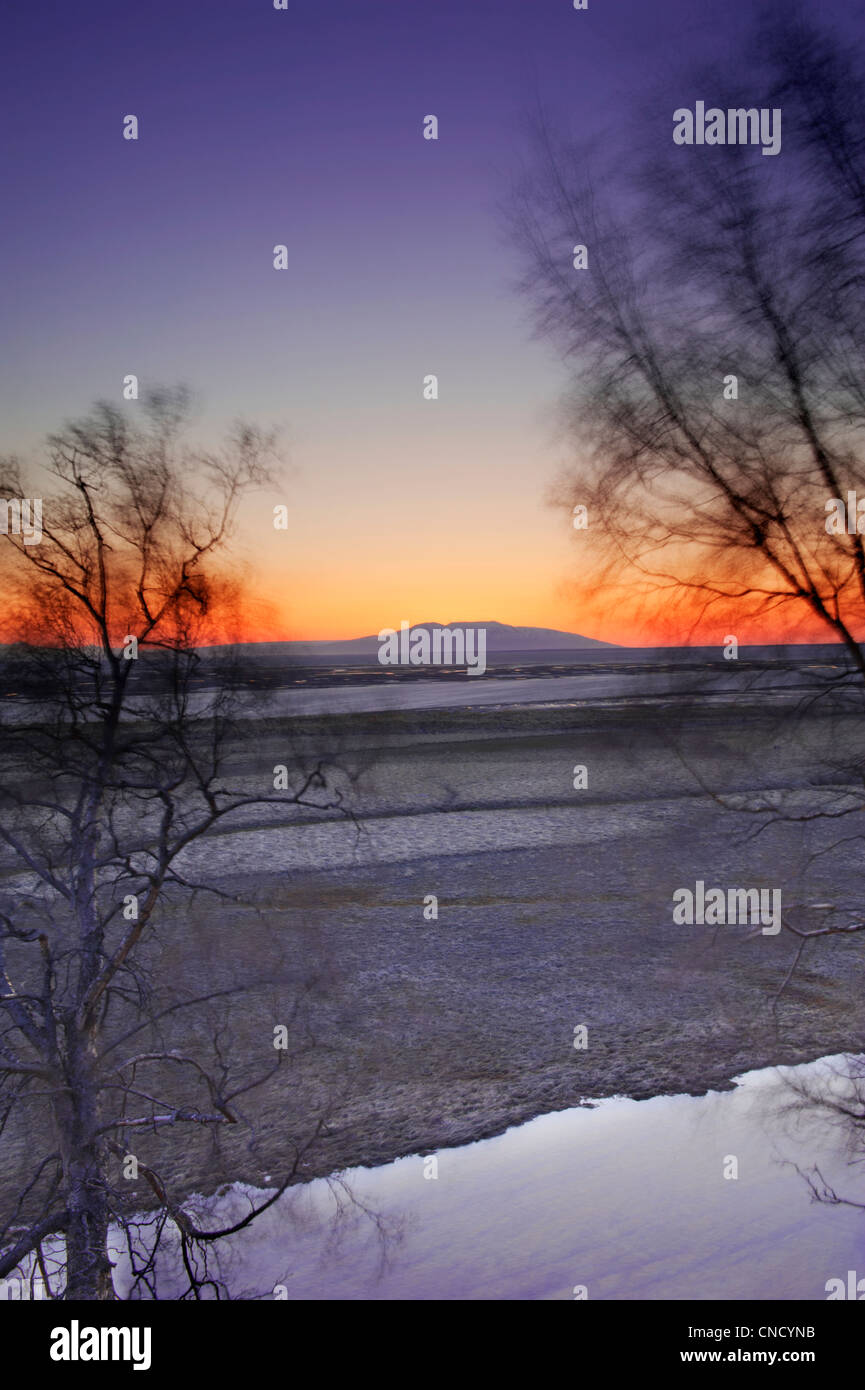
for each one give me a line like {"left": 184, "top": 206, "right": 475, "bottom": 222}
{"left": 56, "top": 1030, "right": 113, "bottom": 1300}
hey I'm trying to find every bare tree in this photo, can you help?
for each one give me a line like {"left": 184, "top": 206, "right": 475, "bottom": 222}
{"left": 0, "top": 388, "right": 355, "bottom": 1299}
{"left": 510, "top": 5, "right": 865, "bottom": 669}
{"left": 510, "top": 4, "right": 865, "bottom": 935}
{"left": 510, "top": 3, "right": 865, "bottom": 1212}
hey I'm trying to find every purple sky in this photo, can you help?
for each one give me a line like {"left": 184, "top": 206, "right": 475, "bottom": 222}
{"left": 2, "top": 0, "right": 861, "bottom": 639}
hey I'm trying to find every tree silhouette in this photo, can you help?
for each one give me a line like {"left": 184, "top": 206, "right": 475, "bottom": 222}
{"left": 0, "top": 388, "right": 351, "bottom": 1299}
{"left": 511, "top": 7, "right": 865, "bottom": 665}
{"left": 511, "top": 3, "right": 865, "bottom": 1219}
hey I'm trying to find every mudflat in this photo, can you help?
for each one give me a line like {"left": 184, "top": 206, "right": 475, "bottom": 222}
{"left": 4, "top": 692, "right": 865, "bottom": 1212}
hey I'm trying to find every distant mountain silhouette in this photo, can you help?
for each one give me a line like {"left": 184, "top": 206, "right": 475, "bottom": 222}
{"left": 236, "top": 621, "right": 618, "bottom": 657}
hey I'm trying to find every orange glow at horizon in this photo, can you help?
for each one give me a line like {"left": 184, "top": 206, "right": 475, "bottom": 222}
{"left": 1, "top": 514, "right": 858, "bottom": 651}
{"left": 219, "top": 486, "right": 863, "bottom": 648}
{"left": 204, "top": 570, "right": 854, "bottom": 649}
{"left": 0, "top": 579, "right": 851, "bottom": 650}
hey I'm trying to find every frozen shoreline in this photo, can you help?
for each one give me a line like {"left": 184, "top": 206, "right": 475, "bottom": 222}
{"left": 125, "top": 1054, "right": 865, "bottom": 1300}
